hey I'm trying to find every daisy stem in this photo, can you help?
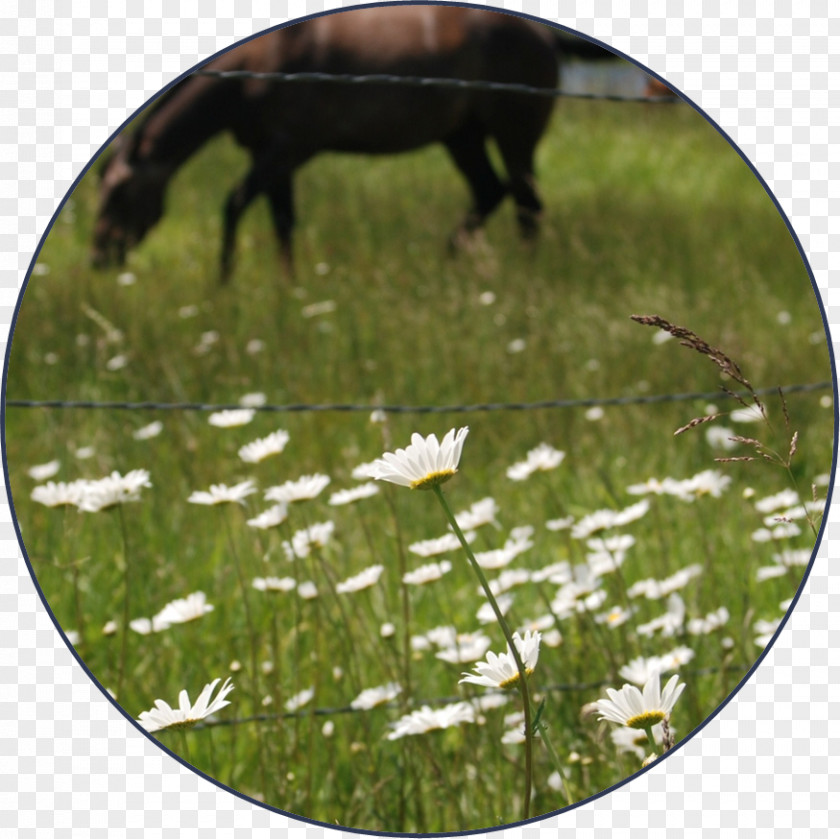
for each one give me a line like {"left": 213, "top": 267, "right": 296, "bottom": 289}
{"left": 533, "top": 714, "right": 573, "bottom": 807}
{"left": 643, "top": 725, "right": 659, "bottom": 755}
{"left": 116, "top": 505, "right": 131, "bottom": 699}
{"left": 431, "top": 485, "right": 533, "bottom": 821}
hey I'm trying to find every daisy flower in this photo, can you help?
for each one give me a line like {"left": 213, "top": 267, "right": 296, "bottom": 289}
{"left": 336, "top": 564, "right": 384, "bottom": 593}
{"left": 370, "top": 427, "right": 469, "bottom": 490}
{"left": 133, "top": 421, "right": 163, "bottom": 441}
{"left": 252, "top": 576, "right": 297, "bottom": 593}
{"left": 154, "top": 591, "right": 214, "bottom": 626}
{"left": 408, "top": 531, "right": 474, "bottom": 557}
{"left": 611, "top": 723, "right": 672, "bottom": 760}
{"left": 27, "top": 460, "right": 61, "bottom": 481}
{"left": 328, "top": 483, "right": 380, "bottom": 506}
{"left": 386, "top": 702, "right": 476, "bottom": 740}
{"left": 246, "top": 503, "right": 288, "bottom": 530}
{"left": 686, "top": 606, "right": 729, "bottom": 635}
{"left": 207, "top": 408, "right": 255, "bottom": 427}
{"left": 435, "top": 633, "right": 493, "bottom": 664}
{"left": 238, "top": 430, "right": 290, "bottom": 463}
{"left": 285, "top": 687, "right": 315, "bottom": 712}
{"left": 506, "top": 443, "right": 565, "bottom": 482}
{"left": 454, "top": 497, "right": 500, "bottom": 531}
{"left": 265, "top": 473, "right": 331, "bottom": 503}
{"left": 238, "top": 392, "right": 267, "bottom": 408}
{"left": 571, "top": 499, "right": 650, "bottom": 539}
{"left": 350, "top": 460, "right": 380, "bottom": 480}
{"left": 284, "top": 521, "right": 335, "bottom": 559}
{"left": 297, "top": 581, "right": 319, "bottom": 600}
{"left": 137, "top": 677, "right": 234, "bottom": 732}
{"left": 593, "top": 672, "right": 685, "bottom": 731}
{"left": 402, "top": 560, "right": 452, "bottom": 586}
{"left": 77, "top": 470, "right": 152, "bottom": 512}
{"left": 31, "top": 479, "right": 89, "bottom": 508}
{"left": 459, "top": 630, "right": 541, "bottom": 689}
{"left": 188, "top": 480, "right": 257, "bottom": 506}
{"left": 350, "top": 682, "right": 402, "bottom": 710}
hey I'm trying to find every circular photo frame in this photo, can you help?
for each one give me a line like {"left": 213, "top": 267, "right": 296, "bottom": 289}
{"left": 3, "top": 2, "right": 835, "bottom": 835}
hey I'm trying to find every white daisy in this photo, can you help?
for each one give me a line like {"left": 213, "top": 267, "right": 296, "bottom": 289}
{"left": 77, "top": 470, "right": 152, "bottom": 512}
{"left": 27, "top": 460, "right": 61, "bottom": 481}
{"left": 284, "top": 521, "right": 335, "bottom": 559}
{"left": 328, "top": 483, "right": 380, "bottom": 506}
{"left": 297, "top": 581, "right": 319, "bottom": 600}
{"left": 454, "top": 497, "right": 500, "bottom": 531}
{"left": 370, "top": 427, "right": 469, "bottom": 490}
{"left": 246, "top": 503, "right": 289, "bottom": 530}
{"left": 137, "top": 677, "right": 234, "bottom": 732}
{"left": 154, "top": 591, "right": 214, "bottom": 626}
{"left": 207, "top": 408, "right": 256, "bottom": 428}
{"left": 133, "top": 421, "right": 163, "bottom": 441}
{"left": 435, "top": 633, "right": 493, "bottom": 664}
{"left": 686, "top": 606, "right": 729, "bottom": 635}
{"left": 476, "top": 593, "right": 513, "bottom": 625}
{"left": 402, "top": 560, "right": 452, "bottom": 586}
{"left": 593, "top": 672, "right": 685, "bottom": 730}
{"left": 611, "top": 722, "right": 671, "bottom": 759}
{"left": 252, "top": 576, "right": 297, "bottom": 593}
{"left": 571, "top": 499, "right": 650, "bottom": 539}
{"left": 285, "top": 687, "right": 315, "bottom": 712}
{"left": 506, "top": 443, "right": 566, "bottom": 482}
{"left": 350, "top": 460, "right": 380, "bottom": 480}
{"left": 238, "top": 392, "right": 267, "bottom": 408}
{"left": 350, "top": 682, "right": 402, "bottom": 710}
{"left": 188, "top": 480, "right": 257, "bottom": 506}
{"left": 336, "top": 564, "right": 384, "bottom": 594}
{"left": 408, "top": 531, "right": 474, "bottom": 557}
{"left": 31, "top": 479, "right": 89, "bottom": 508}
{"left": 265, "top": 473, "right": 331, "bottom": 503}
{"left": 386, "top": 702, "right": 476, "bottom": 740}
{"left": 238, "top": 430, "right": 290, "bottom": 463}
{"left": 459, "top": 630, "right": 541, "bottom": 689}
{"left": 754, "top": 488, "right": 802, "bottom": 514}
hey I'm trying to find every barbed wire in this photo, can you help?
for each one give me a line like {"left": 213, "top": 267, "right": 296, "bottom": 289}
{"left": 194, "top": 68, "right": 679, "bottom": 104}
{"left": 4, "top": 381, "right": 831, "bottom": 415}
{"left": 192, "top": 663, "right": 749, "bottom": 730}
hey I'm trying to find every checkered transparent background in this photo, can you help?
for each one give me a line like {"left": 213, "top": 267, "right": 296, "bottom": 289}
{"left": 2, "top": 2, "right": 838, "bottom": 837}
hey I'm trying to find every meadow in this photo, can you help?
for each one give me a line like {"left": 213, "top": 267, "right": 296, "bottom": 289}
{"left": 3, "top": 90, "right": 834, "bottom": 832}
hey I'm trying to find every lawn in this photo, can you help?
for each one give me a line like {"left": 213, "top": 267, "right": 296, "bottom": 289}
{"left": 3, "top": 84, "right": 833, "bottom": 833}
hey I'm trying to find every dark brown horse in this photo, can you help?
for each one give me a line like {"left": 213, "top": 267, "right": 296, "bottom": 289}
{"left": 92, "top": 5, "right": 608, "bottom": 280}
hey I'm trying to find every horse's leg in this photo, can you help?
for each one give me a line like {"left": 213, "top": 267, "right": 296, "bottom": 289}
{"left": 264, "top": 169, "right": 296, "bottom": 279}
{"left": 221, "top": 167, "right": 265, "bottom": 283}
{"left": 443, "top": 123, "right": 507, "bottom": 246}
{"left": 493, "top": 125, "right": 548, "bottom": 241}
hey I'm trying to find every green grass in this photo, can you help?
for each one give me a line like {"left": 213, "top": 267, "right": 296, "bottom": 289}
{"left": 3, "top": 95, "right": 833, "bottom": 832}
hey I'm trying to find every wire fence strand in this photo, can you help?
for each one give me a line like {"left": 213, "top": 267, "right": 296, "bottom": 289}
{"left": 193, "top": 68, "right": 679, "bottom": 104}
{"left": 4, "top": 382, "right": 830, "bottom": 415}
{"left": 192, "top": 663, "right": 750, "bottom": 731}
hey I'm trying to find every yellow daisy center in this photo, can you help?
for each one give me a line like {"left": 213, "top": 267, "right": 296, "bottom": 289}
{"left": 499, "top": 666, "right": 534, "bottom": 689}
{"left": 410, "top": 469, "right": 457, "bottom": 490}
{"left": 626, "top": 710, "right": 666, "bottom": 730}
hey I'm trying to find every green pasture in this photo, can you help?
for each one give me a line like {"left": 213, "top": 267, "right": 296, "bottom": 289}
{"left": 3, "top": 95, "right": 834, "bottom": 832}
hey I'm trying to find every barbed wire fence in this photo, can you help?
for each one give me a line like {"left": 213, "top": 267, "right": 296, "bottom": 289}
{"left": 193, "top": 67, "right": 680, "bottom": 105}
{"left": 192, "top": 664, "right": 750, "bottom": 731}
{"left": 4, "top": 382, "right": 832, "bottom": 414}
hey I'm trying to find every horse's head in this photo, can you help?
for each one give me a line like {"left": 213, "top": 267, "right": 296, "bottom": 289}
{"left": 91, "top": 136, "right": 169, "bottom": 269}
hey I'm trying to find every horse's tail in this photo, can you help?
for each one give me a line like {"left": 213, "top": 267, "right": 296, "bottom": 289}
{"left": 552, "top": 29, "right": 618, "bottom": 62}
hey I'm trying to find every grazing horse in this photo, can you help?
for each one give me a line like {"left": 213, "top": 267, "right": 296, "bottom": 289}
{"left": 91, "top": 6, "right": 605, "bottom": 280}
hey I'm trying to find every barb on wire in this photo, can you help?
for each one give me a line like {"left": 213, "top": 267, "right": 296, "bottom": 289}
{"left": 4, "top": 382, "right": 830, "bottom": 414}
{"left": 194, "top": 68, "right": 680, "bottom": 104}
